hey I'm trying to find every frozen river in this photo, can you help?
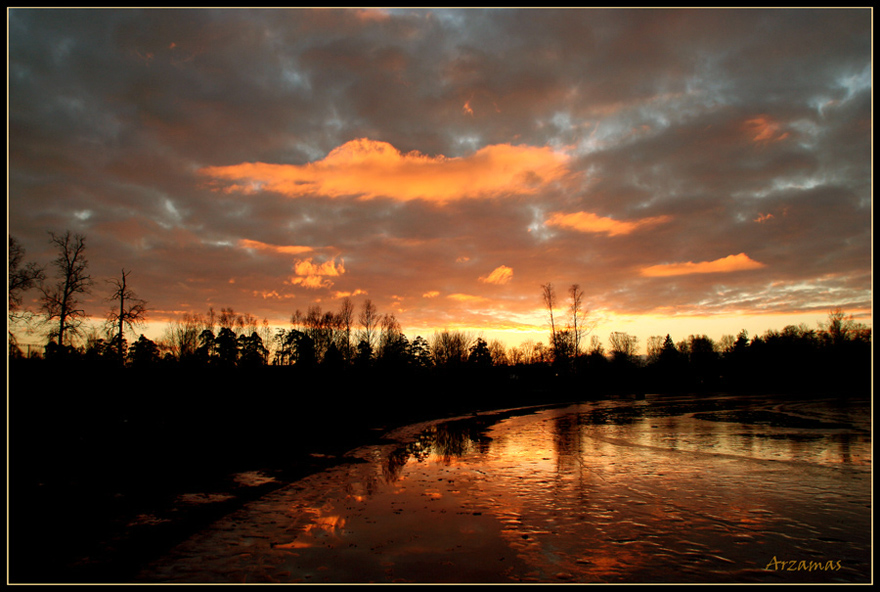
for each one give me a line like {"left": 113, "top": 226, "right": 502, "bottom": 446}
{"left": 138, "top": 393, "right": 871, "bottom": 583}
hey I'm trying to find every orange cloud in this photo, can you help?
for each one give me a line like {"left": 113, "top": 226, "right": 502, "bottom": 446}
{"left": 640, "top": 253, "right": 766, "bottom": 277}
{"left": 743, "top": 116, "right": 789, "bottom": 144}
{"left": 289, "top": 257, "right": 345, "bottom": 289}
{"left": 754, "top": 213, "right": 774, "bottom": 223}
{"left": 479, "top": 265, "right": 514, "bottom": 285}
{"left": 199, "top": 139, "right": 570, "bottom": 203}
{"left": 253, "top": 290, "right": 296, "bottom": 300}
{"left": 294, "top": 258, "right": 345, "bottom": 277}
{"left": 422, "top": 291, "right": 440, "bottom": 298}
{"left": 447, "top": 293, "right": 489, "bottom": 304}
{"left": 239, "top": 238, "right": 314, "bottom": 255}
{"left": 332, "top": 289, "right": 367, "bottom": 299}
{"left": 545, "top": 211, "right": 671, "bottom": 236}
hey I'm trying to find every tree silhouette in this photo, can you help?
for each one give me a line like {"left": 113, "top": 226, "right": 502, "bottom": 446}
{"left": 821, "top": 308, "right": 870, "bottom": 347}
{"left": 237, "top": 332, "right": 268, "bottom": 368}
{"left": 567, "top": 283, "right": 596, "bottom": 357}
{"left": 8, "top": 236, "right": 44, "bottom": 313}
{"left": 541, "top": 283, "right": 558, "bottom": 359}
{"left": 608, "top": 331, "right": 638, "bottom": 362}
{"left": 686, "top": 335, "right": 719, "bottom": 389}
{"left": 323, "top": 341, "right": 345, "bottom": 371}
{"left": 128, "top": 334, "right": 161, "bottom": 368}
{"left": 488, "top": 339, "right": 509, "bottom": 366}
{"left": 105, "top": 269, "right": 148, "bottom": 363}
{"left": 197, "top": 329, "right": 217, "bottom": 365}
{"left": 431, "top": 330, "right": 473, "bottom": 368}
{"left": 467, "top": 337, "right": 492, "bottom": 368}
{"left": 358, "top": 299, "right": 379, "bottom": 352}
{"left": 337, "top": 297, "right": 355, "bottom": 363}
{"left": 354, "top": 339, "right": 374, "bottom": 369}
{"left": 291, "top": 330, "right": 317, "bottom": 369}
{"left": 215, "top": 327, "right": 239, "bottom": 368}
{"left": 165, "top": 312, "right": 204, "bottom": 364}
{"left": 409, "top": 336, "right": 433, "bottom": 368}
{"left": 40, "top": 231, "right": 92, "bottom": 349}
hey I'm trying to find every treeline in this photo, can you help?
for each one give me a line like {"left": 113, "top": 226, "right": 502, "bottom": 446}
{"left": 8, "top": 233, "right": 872, "bottom": 398}
{"left": 613, "top": 311, "right": 872, "bottom": 396}
{"left": 11, "top": 301, "right": 872, "bottom": 398}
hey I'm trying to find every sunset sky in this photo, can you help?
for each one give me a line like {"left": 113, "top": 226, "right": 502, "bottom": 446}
{"left": 8, "top": 8, "right": 873, "bottom": 352}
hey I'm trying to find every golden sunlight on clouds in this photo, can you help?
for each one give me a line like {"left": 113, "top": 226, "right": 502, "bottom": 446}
{"left": 333, "top": 289, "right": 367, "bottom": 299}
{"left": 239, "top": 238, "right": 314, "bottom": 255}
{"left": 200, "top": 139, "right": 571, "bottom": 203}
{"left": 448, "top": 293, "right": 489, "bottom": 304}
{"left": 640, "top": 253, "right": 765, "bottom": 277}
{"left": 422, "top": 291, "right": 440, "bottom": 298}
{"left": 253, "top": 290, "right": 296, "bottom": 300}
{"left": 289, "top": 257, "right": 345, "bottom": 289}
{"left": 545, "top": 211, "right": 671, "bottom": 236}
{"left": 479, "top": 265, "right": 514, "bottom": 285}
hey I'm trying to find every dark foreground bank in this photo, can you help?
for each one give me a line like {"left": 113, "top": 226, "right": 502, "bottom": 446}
{"left": 8, "top": 361, "right": 577, "bottom": 583}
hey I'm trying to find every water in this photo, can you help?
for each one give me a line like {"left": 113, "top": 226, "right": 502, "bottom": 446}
{"left": 138, "top": 394, "right": 871, "bottom": 583}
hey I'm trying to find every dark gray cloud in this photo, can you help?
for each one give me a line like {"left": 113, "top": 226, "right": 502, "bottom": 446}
{"left": 8, "top": 8, "right": 872, "bottom": 347}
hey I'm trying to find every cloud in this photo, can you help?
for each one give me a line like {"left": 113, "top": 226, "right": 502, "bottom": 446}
{"left": 640, "top": 253, "right": 766, "bottom": 277}
{"left": 332, "top": 289, "right": 367, "bottom": 299}
{"left": 199, "top": 138, "right": 571, "bottom": 203}
{"left": 239, "top": 238, "right": 314, "bottom": 255}
{"left": 289, "top": 257, "right": 345, "bottom": 289}
{"left": 253, "top": 290, "right": 296, "bottom": 300}
{"left": 447, "top": 293, "right": 489, "bottom": 304}
{"left": 743, "top": 115, "right": 790, "bottom": 144}
{"left": 545, "top": 211, "right": 671, "bottom": 236}
{"left": 479, "top": 265, "right": 514, "bottom": 285}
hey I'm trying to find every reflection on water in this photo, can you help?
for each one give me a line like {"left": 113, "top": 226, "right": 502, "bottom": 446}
{"left": 384, "top": 419, "right": 494, "bottom": 482}
{"left": 139, "top": 394, "right": 871, "bottom": 583}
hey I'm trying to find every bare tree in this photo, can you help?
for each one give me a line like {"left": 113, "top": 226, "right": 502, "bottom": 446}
{"left": 568, "top": 284, "right": 584, "bottom": 356}
{"left": 378, "top": 312, "right": 402, "bottom": 355}
{"left": 9, "top": 236, "right": 45, "bottom": 313}
{"left": 9, "top": 236, "right": 45, "bottom": 354}
{"left": 488, "top": 339, "right": 509, "bottom": 366}
{"left": 218, "top": 307, "right": 237, "bottom": 332}
{"left": 518, "top": 339, "right": 536, "bottom": 364}
{"left": 105, "top": 268, "right": 148, "bottom": 362}
{"left": 358, "top": 299, "right": 379, "bottom": 351}
{"left": 430, "top": 329, "right": 474, "bottom": 367}
{"left": 40, "top": 231, "right": 92, "bottom": 348}
{"left": 608, "top": 332, "right": 639, "bottom": 361}
{"left": 541, "top": 283, "right": 558, "bottom": 357}
{"left": 163, "top": 311, "right": 210, "bottom": 362}
{"left": 337, "top": 296, "right": 355, "bottom": 362}
{"left": 646, "top": 335, "right": 665, "bottom": 364}
{"left": 820, "top": 308, "right": 870, "bottom": 346}
{"left": 259, "top": 318, "right": 273, "bottom": 364}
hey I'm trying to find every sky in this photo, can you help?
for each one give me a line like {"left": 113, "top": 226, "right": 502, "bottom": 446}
{"left": 7, "top": 8, "right": 873, "bottom": 353}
